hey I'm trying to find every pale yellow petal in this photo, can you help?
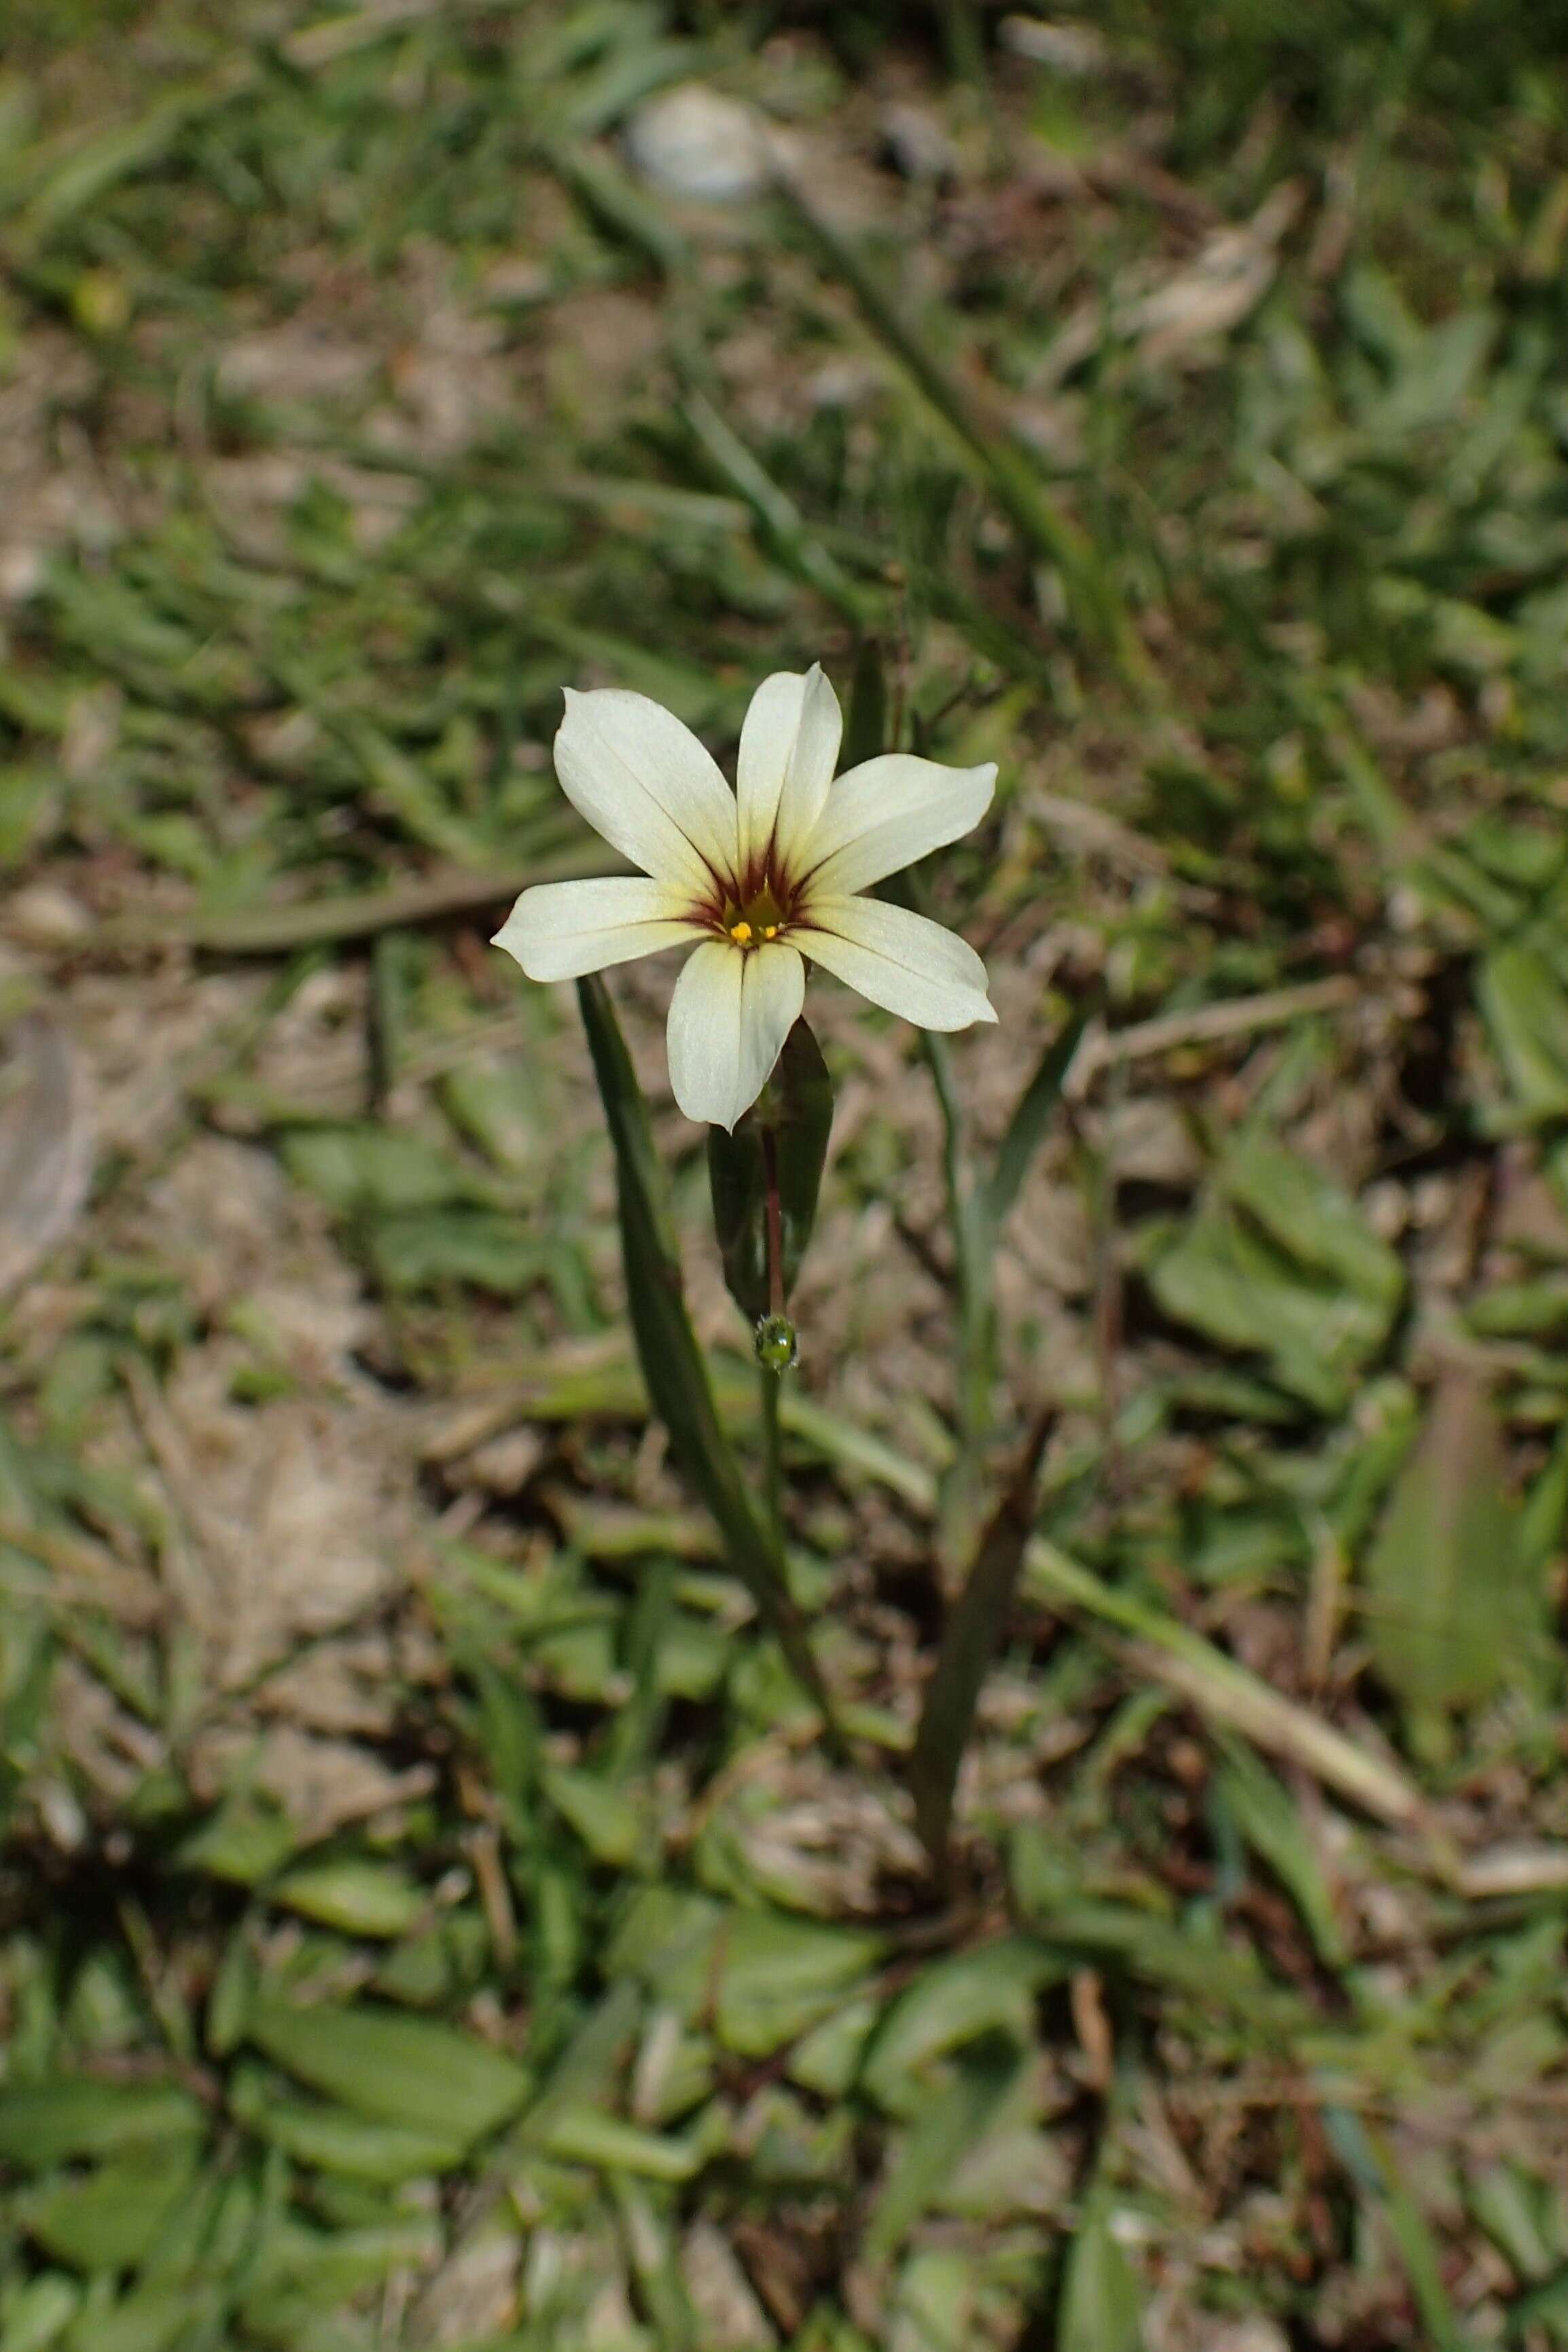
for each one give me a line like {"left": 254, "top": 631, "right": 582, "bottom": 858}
{"left": 665, "top": 939, "right": 806, "bottom": 1129}
{"left": 794, "top": 894, "right": 995, "bottom": 1032}
{"left": 797, "top": 752, "right": 995, "bottom": 898}
{"left": 736, "top": 665, "right": 842, "bottom": 875}
{"left": 492, "top": 876, "right": 706, "bottom": 982}
{"left": 554, "top": 688, "right": 738, "bottom": 897}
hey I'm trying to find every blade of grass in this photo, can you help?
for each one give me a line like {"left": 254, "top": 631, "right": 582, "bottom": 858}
{"left": 540, "top": 133, "right": 690, "bottom": 278}
{"left": 773, "top": 160, "right": 1147, "bottom": 684}
{"left": 984, "top": 1009, "right": 1093, "bottom": 1227}
{"left": 919, "top": 1023, "right": 995, "bottom": 1464}
{"left": 681, "top": 387, "right": 876, "bottom": 626}
{"left": 1323, "top": 2109, "right": 1467, "bottom": 2351}
{"left": 909, "top": 1408, "right": 1057, "bottom": 1877}
{"left": 1024, "top": 1537, "right": 1432, "bottom": 1838}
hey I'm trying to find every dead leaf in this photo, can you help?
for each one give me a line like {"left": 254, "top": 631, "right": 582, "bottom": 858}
{"left": 0, "top": 1011, "right": 95, "bottom": 1296}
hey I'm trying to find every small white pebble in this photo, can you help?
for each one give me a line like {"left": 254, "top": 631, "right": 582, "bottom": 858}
{"left": 5, "top": 883, "right": 92, "bottom": 947}
{"left": 624, "top": 84, "right": 770, "bottom": 203}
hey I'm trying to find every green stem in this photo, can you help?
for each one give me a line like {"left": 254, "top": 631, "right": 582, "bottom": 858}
{"left": 760, "top": 1361, "right": 784, "bottom": 1550}
{"left": 762, "top": 1127, "right": 786, "bottom": 1320}
{"left": 936, "top": 0, "right": 986, "bottom": 86}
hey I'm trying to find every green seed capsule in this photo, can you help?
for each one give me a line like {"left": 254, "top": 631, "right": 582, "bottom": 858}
{"left": 753, "top": 1312, "right": 798, "bottom": 1373}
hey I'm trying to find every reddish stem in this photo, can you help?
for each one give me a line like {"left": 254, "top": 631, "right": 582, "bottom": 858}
{"left": 762, "top": 1126, "right": 785, "bottom": 1318}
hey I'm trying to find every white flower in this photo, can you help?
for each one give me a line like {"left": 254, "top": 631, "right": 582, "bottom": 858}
{"left": 493, "top": 665, "right": 997, "bottom": 1129}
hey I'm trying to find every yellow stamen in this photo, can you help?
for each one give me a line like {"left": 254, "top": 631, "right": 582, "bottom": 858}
{"left": 730, "top": 919, "right": 753, "bottom": 945}
{"left": 762, "top": 924, "right": 779, "bottom": 940}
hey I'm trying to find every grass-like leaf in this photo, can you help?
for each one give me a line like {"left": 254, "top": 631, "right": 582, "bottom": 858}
{"left": 577, "top": 974, "right": 841, "bottom": 1744}
{"left": 909, "top": 1409, "right": 1056, "bottom": 1875}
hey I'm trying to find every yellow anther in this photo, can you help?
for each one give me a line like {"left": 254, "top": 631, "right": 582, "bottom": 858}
{"left": 762, "top": 924, "right": 779, "bottom": 940}
{"left": 730, "top": 919, "right": 753, "bottom": 945}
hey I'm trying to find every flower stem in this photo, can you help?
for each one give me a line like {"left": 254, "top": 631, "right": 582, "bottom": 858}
{"left": 760, "top": 1125, "right": 788, "bottom": 1546}
{"left": 760, "top": 1358, "right": 784, "bottom": 1545}
{"left": 762, "top": 1127, "right": 786, "bottom": 1319}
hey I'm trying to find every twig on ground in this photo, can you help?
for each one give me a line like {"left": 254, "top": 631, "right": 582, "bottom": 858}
{"left": 1063, "top": 975, "right": 1361, "bottom": 1100}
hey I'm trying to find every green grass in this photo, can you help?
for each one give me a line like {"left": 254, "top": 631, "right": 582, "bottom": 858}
{"left": 3, "top": 4, "right": 1568, "bottom": 2347}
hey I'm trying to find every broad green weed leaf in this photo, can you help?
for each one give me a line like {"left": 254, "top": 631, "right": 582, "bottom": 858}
{"left": 1518, "top": 1423, "right": 1568, "bottom": 1576}
{"left": 1467, "top": 1277, "right": 1568, "bottom": 1340}
{"left": 1221, "top": 1136, "right": 1403, "bottom": 1316}
{"left": 533, "top": 2107, "right": 702, "bottom": 2181}
{"left": 247, "top": 1998, "right": 530, "bottom": 2143}
{"left": 865, "top": 2033, "right": 1022, "bottom": 2261}
{"left": 1340, "top": 264, "right": 1425, "bottom": 370}
{"left": 0, "top": 2081, "right": 204, "bottom": 2173}
{"left": 368, "top": 1210, "right": 543, "bottom": 1295}
{"left": 861, "top": 1939, "right": 1061, "bottom": 2116}
{"left": 603, "top": 1886, "right": 725, "bottom": 2016}
{"left": 543, "top": 1762, "right": 651, "bottom": 1869}
{"left": 280, "top": 1126, "right": 495, "bottom": 1214}
{"left": 238, "top": 2214, "right": 442, "bottom": 2344}
{"left": 231, "top": 2069, "right": 465, "bottom": 2182}
{"left": 714, "top": 1913, "right": 883, "bottom": 2058}
{"left": 373, "top": 1913, "right": 488, "bottom": 2010}
{"left": 58, "top": 2279, "right": 211, "bottom": 2352}
{"left": 788, "top": 1996, "right": 881, "bottom": 2100}
{"left": 1364, "top": 1373, "right": 1532, "bottom": 1760}
{"left": 1467, "top": 2160, "right": 1557, "bottom": 2285}
{"left": 1146, "top": 1138, "right": 1402, "bottom": 1412}
{"left": 890, "top": 2248, "right": 982, "bottom": 2352}
{"left": 1058, "top": 2190, "right": 1145, "bottom": 2352}
{"left": 177, "top": 1797, "right": 299, "bottom": 1885}
{"left": 269, "top": 1860, "right": 426, "bottom": 1940}
{"left": 0, "top": 2273, "right": 79, "bottom": 2352}
{"left": 440, "top": 1059, "right": 537, "bottom": 1171}
{"left": 23, "top": 2146, "right": 198, "bottom": 2275}
{"left": 1479, "top": 945, "right": 1568, "bottom": 1125}
{"left": 1146, "top": 1203, "right": 1376, "bottom": 1411}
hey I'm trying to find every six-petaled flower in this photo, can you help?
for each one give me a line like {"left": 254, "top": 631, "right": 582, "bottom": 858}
{"left": 493, "top": 665, "right": 997, "bottom": 1129}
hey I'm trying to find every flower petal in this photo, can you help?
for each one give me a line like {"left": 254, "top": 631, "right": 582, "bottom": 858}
{"left": 666, "top": 940, "right": 806, "bottom": 1129}
{"left": 794, "top": 895, "right": 996, "bottom": 1032}
{"left": 554, "top": 688, "right": 738, "bottom": 897}
{"left": 796, "top": 752, "right": 996, "bottom": 898}
{"left": 492, "top": 876, "right": 707, "bottom": 982}
{"left": 736, "top": 665, "right": 843, "bottom": 877}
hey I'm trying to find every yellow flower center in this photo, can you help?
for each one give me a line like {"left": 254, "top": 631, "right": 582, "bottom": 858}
{"left": 723, "top": 882, "right": 787, "bottom": 950}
